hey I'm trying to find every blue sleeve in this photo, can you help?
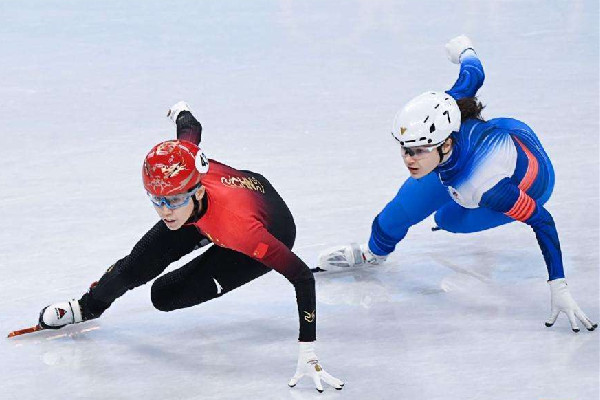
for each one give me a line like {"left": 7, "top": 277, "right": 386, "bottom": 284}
{"left": 368, "top": 173, "right": 451, "bottom": 256}
{"left": 446, "top": 55, "right": 485, "bottom": 100}
{"left": 479, "top": 178, "right": 564, "bottom": 280}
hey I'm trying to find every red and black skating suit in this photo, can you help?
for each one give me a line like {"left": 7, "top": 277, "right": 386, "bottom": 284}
{"left": 79, "top": 112, "right": 316, "bottom": 342}
{"left": 193, "top": 160, "right": 308, "bottom": 284}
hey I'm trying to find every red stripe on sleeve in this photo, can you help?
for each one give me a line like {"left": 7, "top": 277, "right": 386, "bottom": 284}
{"left": 513, "top": 137, "right": 539, "bottom": 192}
{"left": 505, "top": 191, "right": 536, "bottom": 221}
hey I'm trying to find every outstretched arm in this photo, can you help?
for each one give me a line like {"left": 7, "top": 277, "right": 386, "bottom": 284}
{"left": 79, "top": 223, "right": 208, "bottom": 319}
{"left": 318, "top": 173, "right": 450, "bottom": 271}
{"left": 479, "top": 177, "right": 563, "bottom": 280}
{"left": 445, "top": 35, "right": 485, "bottom": 100}
{"left": 239, "top": 222, "right": 344, "bottom": 391}
{"left": 37, "top": 222, "right": 208, "bottom": 330}
{"left": 241, "top": 222, "right": 317, "bottom": 342}
{"left": 369, "top": 172, "right": 450, "bottom": 256}
{"left": 479, "top": 178, "right": 597, "bottom": 332}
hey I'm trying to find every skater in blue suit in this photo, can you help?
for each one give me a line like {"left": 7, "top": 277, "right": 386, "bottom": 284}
{"left": 320, "top": 35, "right": 597, "bottom": 333}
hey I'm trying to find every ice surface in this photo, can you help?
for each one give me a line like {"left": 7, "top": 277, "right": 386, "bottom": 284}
{"left": 0, "top": 1, "right": 598, "bottom": 399}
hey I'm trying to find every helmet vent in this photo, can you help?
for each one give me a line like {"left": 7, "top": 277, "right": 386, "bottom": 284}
{"left": 429, "top": 124, "right": 436, "bottom": 133}
{"left": 423, "top": 116, "right": 430, "bottom": 123}
{"left": 443, "top": 110, "right": 451, "bottom": 123}
{"left": 434, "top": 104, "right": 440, "bottom": 109}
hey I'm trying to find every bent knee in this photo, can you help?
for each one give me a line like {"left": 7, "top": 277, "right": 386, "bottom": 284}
{"left": 150, "top": 280, "right": 174, "bottom": 312}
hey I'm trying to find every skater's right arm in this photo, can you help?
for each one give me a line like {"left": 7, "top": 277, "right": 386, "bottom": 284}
{"left": 167, "top": 101, "right": 203, "bottom": 145}
{"left": 319, "top": 173, "right": 450, "bottom": 269}
{"left": 39, "top": 222, "right": 208, "bottom": 329}
{"left": 370, "top": 173, "right": 448, "bottom": 255}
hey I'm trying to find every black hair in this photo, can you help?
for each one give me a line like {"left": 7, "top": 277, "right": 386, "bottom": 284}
{"left": 185, "top": 189, "right": 208, "bottom": 224}
{"left": 186, "top": 195, "right": 201, "bottom": 224}
{"left": 456, "top": 97, "right": 485, "bottom": 122}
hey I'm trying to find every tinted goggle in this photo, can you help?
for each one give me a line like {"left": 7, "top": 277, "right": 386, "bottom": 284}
{"left": 391, "top": 131, "right": 443, "bottom": 159}
{"left": 400, "top": 145, "right": 441, "bottom": 159}
{"left": 147, "top": 185, "right": 201, "bottom": 210}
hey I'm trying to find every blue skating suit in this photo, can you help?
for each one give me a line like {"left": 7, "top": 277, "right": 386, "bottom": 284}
{"left": 368, "top": 54, "right": 563, "bottom": 280}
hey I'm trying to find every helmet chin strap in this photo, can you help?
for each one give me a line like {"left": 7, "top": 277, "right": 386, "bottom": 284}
{"left": 437, "top": 138, "right": 453, "bottom": 163}
{"left": 186, "top": 195, "right": 201, "bottom": 224}
{"left": 186, "top": 190, "right": 208, "bottom": 224}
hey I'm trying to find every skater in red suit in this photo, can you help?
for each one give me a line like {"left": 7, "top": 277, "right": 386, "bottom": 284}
{"left": 35, "top": 102, "right": 344, "bottom": 393}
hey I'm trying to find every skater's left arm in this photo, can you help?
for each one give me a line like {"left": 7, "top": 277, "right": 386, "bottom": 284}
{"left": 479, "top": 178, "right": 597, "bottom": 332}
{"left": 445, "top": 35, "right": 485, "bottom": 100}
{"left": 479, "top": 178, "right": 563, "bottom": 280}
{"left": 242, "top": 223, "right": 317, "bottom": 342}
{"left": 241, "top": 223, "right": 344, "bottom": 391}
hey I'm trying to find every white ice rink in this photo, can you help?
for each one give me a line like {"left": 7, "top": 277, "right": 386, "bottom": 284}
{"left": 1, "top": 1, "right": 598, "bottom": 399}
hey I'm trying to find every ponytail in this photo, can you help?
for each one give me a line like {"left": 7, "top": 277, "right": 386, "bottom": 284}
{"left": 456, "top": 97, "right": 485, "bottom": 122}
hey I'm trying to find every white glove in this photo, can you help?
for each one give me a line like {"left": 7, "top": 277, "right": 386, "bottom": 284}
{"left": 318, "top": 243, "right": 387, "bottom": 270}
{"left": 288, "top": 342, "right": 344, "bottom": 392}
{"left": 38, "top": 300, "right": 83, "bottom": 329}
{"left": 545, "top": 278, "right": 597, "bottom": 332}
{"left": 166, "top": 101, "right": 192, "bottom": 123}
{"left": 445, "top": 34, "right": 476, "bottom": 64}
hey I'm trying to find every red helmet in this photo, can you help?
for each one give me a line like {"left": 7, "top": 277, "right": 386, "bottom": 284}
{"left": 142, "top": 140, "right": 209, "bottom": 196}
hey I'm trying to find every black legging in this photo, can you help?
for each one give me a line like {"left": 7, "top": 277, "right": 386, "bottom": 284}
{"left": 81, "top": 209, "right": 295, "bottom": 318}
{"left": 150, "top": 244, "right": 272, "bottom": 311}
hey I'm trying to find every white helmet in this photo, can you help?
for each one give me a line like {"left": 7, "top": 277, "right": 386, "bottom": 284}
{"left": 391, "top": 91, "right": 461, "bottom": 147}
